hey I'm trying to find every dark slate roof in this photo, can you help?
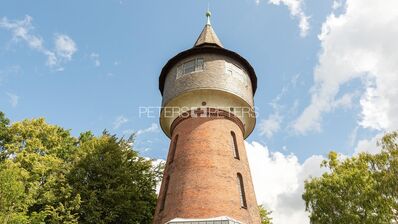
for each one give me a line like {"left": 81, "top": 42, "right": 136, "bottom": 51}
{"left": 159, "top": 23, "right": 257, "bottom": 95}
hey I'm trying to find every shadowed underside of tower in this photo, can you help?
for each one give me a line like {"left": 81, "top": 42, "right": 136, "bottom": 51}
{"left": 154, "top": 11, "right": 261, "bottom": 224}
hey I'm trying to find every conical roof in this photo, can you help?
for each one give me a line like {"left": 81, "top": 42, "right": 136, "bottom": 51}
{"left": 193, "top": 11, "right": 223, "bottom": 48}
{"left": 194, "top": 24, "right": 223, "bottom": 47}
{"left": 159, "top": 11, "right": 257, "bottom": 95}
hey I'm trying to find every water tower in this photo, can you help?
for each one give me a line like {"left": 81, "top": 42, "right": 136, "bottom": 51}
{"left": 153, "top": 11, "right": 260, "bottom": 224}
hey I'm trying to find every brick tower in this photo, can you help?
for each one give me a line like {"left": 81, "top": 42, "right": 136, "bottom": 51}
{"left": 153, "top": 11, "right": 260, "bottom": 224}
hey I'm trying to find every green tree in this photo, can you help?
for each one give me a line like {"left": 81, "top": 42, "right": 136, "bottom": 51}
{"left": 0, "top": 160, "right": 29, "bottom": 224}
{"left": 0, "top": 117, "right": 81, "bottom": 223}
{"left": 303, "top": 131, "right": 398, "bottom": 224}
{"left": 0, "top": 111, "right": 10, "bottom": 161}
{"left": 68, "top": 134, "right": 159, "bottom": 224}
{"left": 259, "top": 205, "right": 273, "bottom": 224}
{"left": 0, "top": 112, "right": 161, "bottom": 224}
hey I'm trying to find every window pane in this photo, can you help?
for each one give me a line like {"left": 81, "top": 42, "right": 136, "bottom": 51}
{"left": 231, "top": 133, "right": 236, "bottom": 158}
{"left": 169, "top": 135, "right": 179, "bottom": 164}
{"left": 231, "top": 131, "right": 240, "bottom": 159}
{"left": 196, "top": 58, "right": 204, "bottom": 71}
{"left": 237, "top": 173, "right": 247, "bottom": 208}
{"left": 238, "top": 177, "right": 243, "bottom": 206}
{"left": 184, "top": 59, "right": 195, "bottom": 73}
{"left": 225, "top": 62, "right": 247, "bottom": 85}
{"left": 176, "top": 65, "right": 183, "bottom": 79}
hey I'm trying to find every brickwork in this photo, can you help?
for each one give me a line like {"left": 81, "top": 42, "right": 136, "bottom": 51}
{"left": 153, "top": 116, "right": 261, "bottom": 224}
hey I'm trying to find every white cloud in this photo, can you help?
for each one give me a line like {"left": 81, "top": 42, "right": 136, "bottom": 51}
{"left": 348, "top": 126, "right": 358, "bottom": 147}
{"left": 260, "top": 113, "right": 282, "bottom": 138}
{"left": 113, "top": 115, "right": 128, "bottom": 129}
{"left": 45, "top": 52, "right": 58, "bottom": 67}
{"left": 123, "top": 123, "right": 159, "bottom": 136}
{"left": 90, "top": 53, "right": 101, "bottom": 67}
{"left": 257, "top": 0, "right": 310, "bottom": 37}
{"left": 331, "top": 92, "right": 355, "bottom": 109}
{"left": 54, "top": 34, "right": 77, "bottom": 61}
{"left": 0, "top": 16, "right": 47, "bottom": 56}
{"left": 260, "top": 73, "right": 302, "bottom": 138}
{"left": 6, "top": 92, "right": 19, "bottom": 107}
{"left": 0, "top": 15, "right": 77, "bottom": 69}
{"left": 293, "top": 0, "right": 398, "bottom": 134}
{"left": 0, "top": 16, "right": 40, "bottom": 47}
{"left": 136, "top": 123, "right": 159, "bottom": 136}
{"left": 354, "top": 133, "right": 383, "bottom": 155}
{"left": 246, "top": 141, "right": 326, "bottom": 224}
{"left": 332, "top": 0, "right": 344, "bottom": 10}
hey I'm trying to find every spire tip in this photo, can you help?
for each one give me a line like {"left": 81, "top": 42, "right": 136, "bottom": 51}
{"left": 206, "top": 10, "right": 211, "bottom": 25}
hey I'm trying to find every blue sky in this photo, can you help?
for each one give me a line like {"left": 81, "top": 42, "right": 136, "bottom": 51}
{"left": 0, "top": 0, "right": 369, "bottom": 160}
{"left": 1, "top": 0, "right": 397, "bottom": 223}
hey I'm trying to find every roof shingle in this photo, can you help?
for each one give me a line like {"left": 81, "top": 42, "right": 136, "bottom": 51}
{"left": 194, "top": 24, "right": 223, "bottom": 48}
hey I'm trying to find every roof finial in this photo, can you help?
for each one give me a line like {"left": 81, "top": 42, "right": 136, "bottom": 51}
{"left": 206, "top": 8, "right": 211, "bottom": 25}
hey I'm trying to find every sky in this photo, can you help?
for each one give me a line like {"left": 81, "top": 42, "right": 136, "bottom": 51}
{"left": 1, "top": 0, "right": 397, "bottom": 223}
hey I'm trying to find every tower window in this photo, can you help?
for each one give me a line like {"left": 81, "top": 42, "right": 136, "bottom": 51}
{"left": 225, "top": 61, "right": 248, "bottom": 85}
{"left": 184, "top": 59, "right": 196, "bottom": 73}
{"left": 176, "top": 58, "right": 204, "bottom": 79}
{"left": 237, "top": 173, "right": 247, "bottom": 208}
{"left": 160, "top": 175, "right": 170, "bottom": 211}
{"left": 231, "top": 131, "right": 240, "bottom": 160}
{"left": 196, "top": 58, "right": 204, "bottom": 70}
{"left": 168, "top": 135, "right": 179, "bottom": 164}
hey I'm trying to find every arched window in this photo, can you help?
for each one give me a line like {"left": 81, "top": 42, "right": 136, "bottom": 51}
{"left": 237, "top": 173, "right": 247, "bottom": 208}
{"left": 231, "top": 131, "right": 240, "bottom": 159}
{"left": 168, "top": 135, "right": 179, "bottom": 164}
{"left": 160, "top": 175, "right": 170, "bottom": 211}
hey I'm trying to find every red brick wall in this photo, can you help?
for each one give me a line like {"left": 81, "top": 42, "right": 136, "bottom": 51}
{"left": 153, "top": 116, "right": 260, "bottom": 224}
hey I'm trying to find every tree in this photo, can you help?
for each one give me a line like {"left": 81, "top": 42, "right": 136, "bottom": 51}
{"left": 0, "top": 117, "right": 81, "bottom": 223}
{"left": 68, "top": 134, "right": 159, "bottom": 224}
{"left": 303, "top": 131, "right": 398, "bottom": 224}
{"left": 0, "top": 111, "right": 10, "bottom": 161}
{"left": 0, "top": 160, "right": 29, "bottom": 224}
{"left": 259, "top": 205, "right": 273, "bottom": 224}
{"left": 0, "top": 112, "right": 161, "bottom": 224}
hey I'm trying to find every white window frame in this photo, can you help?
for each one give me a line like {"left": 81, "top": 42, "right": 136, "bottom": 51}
{"left": 176, "top": 58, "right": 204, "bottom": 79}
{"left": 225, "top": 62, "right": 247, "bottom": 85}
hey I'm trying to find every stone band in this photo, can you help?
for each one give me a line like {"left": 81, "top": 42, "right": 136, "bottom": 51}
{"left": 170, "top": 108, "right": 245, "bottom": 136}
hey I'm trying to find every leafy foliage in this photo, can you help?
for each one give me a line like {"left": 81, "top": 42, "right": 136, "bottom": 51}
{"left": 0, "top": 118, "right": 80, "bottom": 223}
{"left": 303, "top": 131, "right": 398, "bottom": 224}
{"left": 0, "top": 111, "right": 10, "bottom": 161}
{"left": 0, "top": 112, "right": 161, "bottom": 224}
{"left": 259, "top": 205, "right": 273, "bottom": 224}
{"left": 69, "top": 134, "right": 158, "bottom": 224}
